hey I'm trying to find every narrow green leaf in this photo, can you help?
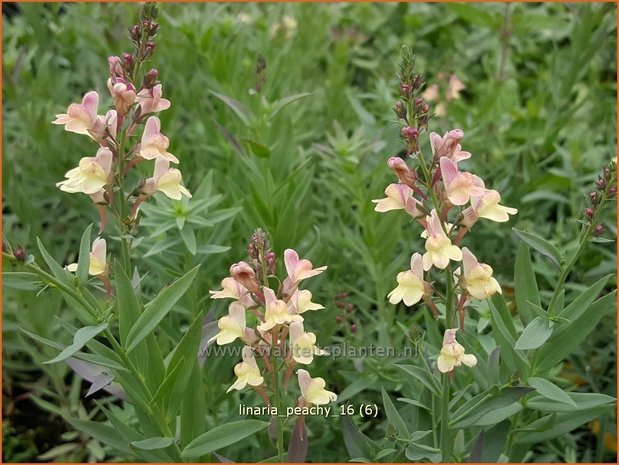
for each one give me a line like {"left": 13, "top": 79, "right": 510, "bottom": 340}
{"left": 557, "top": 275, "right": 610, "bottom": 323}
{"left": 395, "top": 364, "right": 441, "bottom": 395}
{"left": 114, "top": 261, "right": 142, "bottom": 345}
{"left": 211, "top": 91, "right": 251, "bottom": 125}
{"left": 150, "top": 357, "right": 184, "bottom": 407}
{"left": 37, "top": 237, "right": 70, "bottom": 281}
{"left": 514, "top": 242, "right": 541, "bottom": 325}
{"left": 341, "top": 415, "right": 375, "bottom": 461}
{"left": 43, "top": 324, "right": 108, "bottom": 364}
{"left": 526, "top": 392, "right": 615, "bottom": 413}
{"left": 515, "top": 317, "right": 552, "bottom": 351}
{"left": 513, "top": 228, "right": 562, "bottom": 269}
{"left": 536, "top": 291, "right": 616, "bottom": 372}
{"left": 3, "top": 272, "right": 42, "bottom": 291}
{"left": 381, "top": 387, "right": 409, "bottom": 438}
{"left": 181, "top": 420, "right": 268, "bottom": 458}
{"left": 528, "top": 377, "right": 577, "bottom": 407}
{"left": 76, "top": 224, "right": 93, "bottom": 288}
{"left": 125, "top": 266, "right": 200, "bottom": 353}
{"left": 180, "top": 227, "right": 197, "bottom": 255}
{"left": 243, "top": 139, "right": 271, "bottom": 158}
{"left": 450, "top": 387, "right": 534, "bottom": 429}
{"left": 270, "top": 92, "right": 312, "bottom": 118}
{"left": 131, "top": 437, "right": 175, "bottom": 450}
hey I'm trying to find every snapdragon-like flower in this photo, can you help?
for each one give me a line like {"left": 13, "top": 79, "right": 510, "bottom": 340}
{"left": 388, "top": 252, "right": 429, "bottom": 306}
{"left": 430, "top": 129, "right": 471, "bottom": 162}
{"left": 138, "top": 116, "right": 179, "bottom": 163}
{"left": 230, "top": 261, "right": 262, "bottom": 296}
{"left": 437, "top": 328, "right": 477, "bottom": 373}
{"left": 257, "top": 287, "right": 302, "bottom": 332}
{"left": 387, "top": 157, "right": 417, "bottom": 189}
{"left": 461, "top": 189, "right": 518, "bottom": 228}
{"left": 57, "top": 148, "right": 113, "bottom": 195}
{"left": 209, "top": 277, "right": 254, "bottom": 307}
{"left": 297, "top": 369, "right": 337, "bottom": 406}
{"left": 227, "top": 346, "right": 264, "bottom": 393}
{"left": 209, "top": 302, "right": 247, "bottom": 345}
{"left": 136, "top": 84, "right": 171, "bottom": 114}
{"left": 372, "top": 183, "right": 423, "bottom": 217}
{"left": 439, "top": 157, "right": 485, "bottom": 206}
{"left": 142, "top": 158, "right": 191, "bottom": 200}
{"left": 458, "top": 247, "right": 502, "bottom": 300}
{"left": 288, "top": 289, "right": 324, "bottom": 314}
{"left": 52, "top": 91, "right": 99, "bottom": 136}
{"left": 107, "top": 78, "right": 137, "bottom": 115}
{"left": 289, "top": 321, "right": 326, "bottom": 364}
{"left": 90, "top": 110, "right": 118, "bottom": 143}
{"left": 66, "top": 237, "right": 107, "bottom": 276}
{"left": 283, "top": 249, "right": 327, "bottom": 287}
{"left": 423, "top": 209, "right": 462, "bottom": 271}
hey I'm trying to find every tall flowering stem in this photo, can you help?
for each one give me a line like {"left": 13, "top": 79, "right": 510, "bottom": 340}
{"left": 54, "top": 3, "right": 190, "bottom": 274}
{"left": 209, "top": 230, "right": 336, "bottom": 461}
{"left": 374, "top": 46, "right": 518, "bottom": 459}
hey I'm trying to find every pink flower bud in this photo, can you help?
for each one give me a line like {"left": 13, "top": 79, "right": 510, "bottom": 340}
{"left": 609, "top": 186, "right": 617, "bottom": 198}
{"left": 108, "top": 56, "right": 123, "bottom": 81}
{"left": 400, "top": 126, "right": 419, "bottom": 142}
{"left": 14, "top": 246, "right": 26, "bottom": 262}
{"left": 350, "top": 323, "right": 357, "bottom": 333}
{"left": 387, "top": 157, "right": 417, "bottom": 189}
{"left": 129, "top": 25, "right": 140, "bottom": 42}
{"left": 230, "top": 261, "right": 261, "bottom": 295}
{"left": 588, "top": 191, "right": 598, "bottom": 202}
{"left": 393, "top": 101, "right": 406, "bottom": 119}
{"left": 593, "top": 224, "right": 606, "bottom": 236}
{"left": 335, "top": 316, "right": 342, "bottom": 323}
{"left": 400, "top": 83, "right": 412, "bottom": 98}
{"left": 584, "top": 208, "right": 595, "bottom": 218}
{"left": 123, "top": 53, "right": 133, "bottom": 67}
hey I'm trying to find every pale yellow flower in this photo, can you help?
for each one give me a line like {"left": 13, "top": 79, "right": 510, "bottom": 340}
{"left": 227, "top": 346, "right": 264, "bottom": 392}
{"left": 422, "top": 209, "right": 462, "bottom": 271}
{"left": 459, "top": 247, "right": 502, "bottom": 300}
{"left": 289, "top": 321, "right": 326, "bottom": 364}
{"left": 297, "top": 369, "right": 337, "bottom": 406}
{"left": 66, "top": 237, "right": 107, "bottom": 276}
{"left": 257, "top": 287, "right": 302, "bottom": 332}
{"left": 57, "top": 148, "right": 112, "bottom": 195}
{"left": 209, "top": 302, "right": 246, "bottom": 345}
{"left": 388, "top": 253, "right": 428, "bottom": 306}
{"left": 437, "top": 328, "right": 477, "bottom": 373}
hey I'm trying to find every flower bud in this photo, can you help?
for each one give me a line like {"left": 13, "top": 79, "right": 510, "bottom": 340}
{"left": 400, "top": 126, "right": 419, "bottom": 142}
{"left": 387, "top": 156, "right": 417, "bottom": 189}
{"left": 266, "top": 251, "right": 276, "bottom": 271}
{"left": 14, "top": 246, "right": 26, "bottom": 262}
{"left": 129, "top": 25, "right": 140, "bottom": 42}
{"left": 350, "top": 323, "right": 357, "bottom": 333}
{"left": 393, "top": 101, "right": 407, "bottom": 119}
{"left": 108, "top": 56, "right": 123, "bottom": 81}
{"left": 400, "top": 83, "right": 412, "bottom": 98}
{"left": 593, "top": 224, "right": 606, "bottom": 236}
{"left": 123, "top": 52, "right": 133, "bottom": 67}
{"left": 230, "top": 261, "right": 262, "bottom": 295}
{"left": 421, "top": 103, "right": 430, "bottom": 114}
{"left": 584, "top": 208, "right": 595, "bottom": 219}
{"left": 588, "top": 191, "right": 598, "bottom": 203}
{"left": 144, "top": 41, "right": 156, "bottom": 58}
{"left": 596, "top": 177, "right": 607, "bottom": 190}
{"left": 609, "top": 186, "right": 617, "bottom": 198}
{"left": 335, "top": 316, "right": 342, "bottom": 323}
{"left": 414, "top": 97, "right": 424, "bottom": 107}
{"left": 412, "top": 74, "right": 423, "bottom": 89}
{"left": 143, "top": 68, "right": 158, "bottom": 88}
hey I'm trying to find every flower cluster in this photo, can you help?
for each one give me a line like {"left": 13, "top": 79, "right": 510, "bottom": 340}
{"left": 375, "top": 47, "right": 517, "bottom": 375}
{"left": 209, "top": 232, "right": 336, "bottom": 407}
{"left": 53, "top": 4, "right": 190, "bottom": 238}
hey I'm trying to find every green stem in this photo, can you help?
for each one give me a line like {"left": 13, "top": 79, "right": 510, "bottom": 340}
{"left": 445, "top": 267, "right": 454, "bottom": 328}
{"left": 272, "top": 355, "right": 285, "bottom": 461}
{"left": 440, "top": 375, "right": 452, "bottom": 461}
{"left": 116, "top": 126, "right": 132, "bottom": 272}
{"left": 547, "top": 172, "right": 615, "bottom": 317}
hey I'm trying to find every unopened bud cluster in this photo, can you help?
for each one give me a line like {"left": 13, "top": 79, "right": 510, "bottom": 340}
{"left": 584, "top": 159, "right": 617, "bottom": 237}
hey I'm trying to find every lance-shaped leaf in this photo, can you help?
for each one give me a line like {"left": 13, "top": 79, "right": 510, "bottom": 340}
{"left": 125, "top": 265, "right": 200, "bottom": 353}
{"left": 181, "top": 420, "right": 268, "bottom": 458}
{"left": 513, "top": 228, "right": 562, "bottom": 269}
{"left": 43, "top": 323, "right": 108, "bottom": 364}
{"left": 76, "top": 224, "right": 93, "bottom": 287}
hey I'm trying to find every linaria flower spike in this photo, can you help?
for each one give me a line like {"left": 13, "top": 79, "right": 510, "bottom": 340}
{"left": 66, "top": 237, "right": 107, "bottom": 276}
{"left": 437, "top": 328, "right": 477, "bottom": 373}
{"left": 57, "top": 148, "right": 113, "bottom": 195}
{"left": 297, "top": 369, "right": 337, "bottom": 406}
{"left": 52, "top": 91, "right": 99, "bottom": 136}
{"left": 388, "top": 252, "right": 428, "bottom": 306}
{"left": 227, "top": 346, "right": 264, "bottom": 393}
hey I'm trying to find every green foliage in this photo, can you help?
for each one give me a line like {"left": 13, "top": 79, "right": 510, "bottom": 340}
{"left": 2, "top": 2, "right": 616, "bottom": 463}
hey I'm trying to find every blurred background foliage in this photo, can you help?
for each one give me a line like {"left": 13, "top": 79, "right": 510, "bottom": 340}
{"left": 2, "top": 2, "right": 616, "bottom": 462}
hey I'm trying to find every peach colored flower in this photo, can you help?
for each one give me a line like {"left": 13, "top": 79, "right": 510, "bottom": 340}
{"left": 437, "top": 328, "right": 477, "bottom": 373}
{"left": 143, "top": 158, "right": 191, "bottom": 200}
{"left": 52, "top": 91, "right": 99, "bottom": 136}
{"left": 440, "top": 157, "right": 485, "bottom": 206}
{"left": 57, "top": 148, "right": 112, "bottom": 195}
{"left": 422, "top": 209, "right": 462, "bottom": 271}
{"left": 66, "top": 237, "right": 107, "bottom": 276}
{"left": 136, "top": 84, "right": 171, "bottom": 115}
{"left": 297, "top": 369, "right": 337, "bottom": 406}
{"left": 138, "top": 116, "right": 179, "bottom": 163}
